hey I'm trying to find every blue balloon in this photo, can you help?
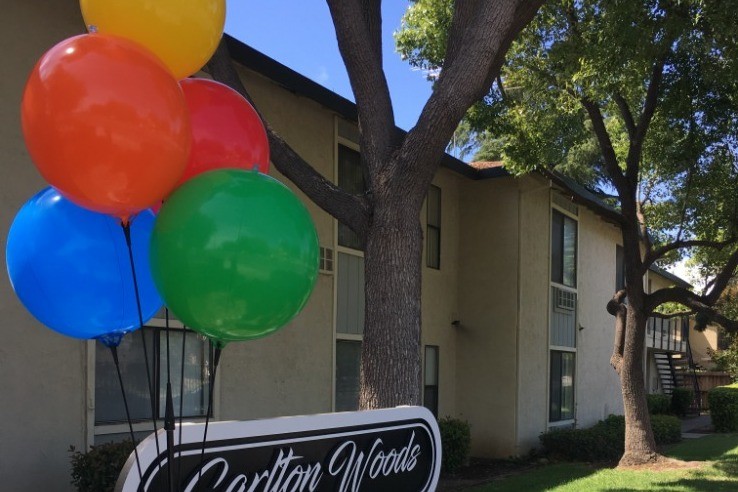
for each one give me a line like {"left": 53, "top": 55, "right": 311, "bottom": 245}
{"left": 6, "top": 188, "right": 162, "bottom": 342}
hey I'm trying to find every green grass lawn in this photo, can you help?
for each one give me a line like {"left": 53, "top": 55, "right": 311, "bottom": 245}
{"left": 471, "top": 434, "right": 738, "bottom": 491}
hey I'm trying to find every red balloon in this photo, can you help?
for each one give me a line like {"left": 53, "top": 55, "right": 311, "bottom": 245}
{"left": 21, "top": 34, "right": 191, "bottom": 221}
{"left": 178, "top": 78, "right": 269, "bottom": 186}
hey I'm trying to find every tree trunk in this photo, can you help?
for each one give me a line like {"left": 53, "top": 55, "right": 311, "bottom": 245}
{"left": 618, "top": 306, "right": 659, "bottom": 466}
{"left": 359, "top": 196, "right": 423, "bottom": 408}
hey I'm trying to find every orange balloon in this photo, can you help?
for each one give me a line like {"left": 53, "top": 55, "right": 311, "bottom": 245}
{"left": 21, "top": 34, "right": 191, "bottom": 221}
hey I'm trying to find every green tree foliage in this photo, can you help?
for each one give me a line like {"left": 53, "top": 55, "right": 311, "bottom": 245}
{"left": 398, "top": 0, "right": 738, "bottom": 465}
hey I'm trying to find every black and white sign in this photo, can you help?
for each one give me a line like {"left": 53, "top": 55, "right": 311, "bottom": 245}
{"left": 115, "top": 406, "right": 441, "bottom": 492}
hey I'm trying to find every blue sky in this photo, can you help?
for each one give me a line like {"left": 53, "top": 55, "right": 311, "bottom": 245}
{"left": 224, "top": 1, "right": 432, "bottom": 131}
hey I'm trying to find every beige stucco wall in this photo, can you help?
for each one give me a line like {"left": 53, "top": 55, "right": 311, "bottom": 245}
{"left": 455, "top": 177, "right": 520, "bottom": 457}
{"left": 218, "top": 63, "right": 337, "bottom": 420}
{"left": 515, "top": 176, "right": 555, "bottom": 452}
{"left": 422, "top": 167, "right": 462, "bottom": 417}
{"left": 574, "top": 207, "right": 625, "bottom": 427}
{"left": 1, "top": 2, "right": 88, "bottom": 490}
{"left": 690, "top": 325, "right": 719, "bottom": 369}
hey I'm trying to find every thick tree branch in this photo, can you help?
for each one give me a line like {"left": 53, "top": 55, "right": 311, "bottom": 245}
{"left": 580, "top": 98, "right": 629, "bottom": 196}
{"left": 646, "top": 286, "right": 706, "bottom": 313}
{"left": 636, "top": 192, "right": 652, "bottom": 259}
{"left": 614, "top": 93, "right": 636, "bottom": 139}
{"left": 675, "top": 162, "right": 695, "bottom": 242}
{"left": 625, "top": 57, "right": 666, "bottom": 180}
{"left": 607, "top": 289, "right": 628, "bottom": 316}
{"left": 647, "top": 287, "right": 738, "bottom": 333}
{"left": 326, "top": 0, "right": 396, "bottom": 168}
{"left": 207, "top": 40, "right": 371, "bottom": 239}
{"left": 644, "top": 237, "right": 738, "bottom": 269}
{"left": 607, "top": 289, "right": 628, "bottom": 375}
{"left": 611, "top": 308, "right": 626, "bottom": 375}
{"left": 398, "top": 0, "right": 544, "bottom": 195}
{"left": 705, "top": 247, "right": 738, "bottom": 305}
{"left": 496, "top": 74, "right": 507, "bottom": 101}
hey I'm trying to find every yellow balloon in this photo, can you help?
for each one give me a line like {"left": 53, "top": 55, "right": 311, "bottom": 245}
{"left": 80, "top": 0, "right": 226, "bottom": 80}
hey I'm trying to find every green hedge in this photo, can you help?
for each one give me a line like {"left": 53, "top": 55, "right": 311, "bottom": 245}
{"left": 438, "top": 417, "right": 471, "bottom": 473}
{"left": 709, "top": 383, "right": 738, "bottom": 432}
{"left": 651, "top": 414, "right": 682, "bottom": 444}
{"left": 540, "top": 414, "right": 681, "bottom": 462}
{"left": 670, "top": 388, "right": 694, "bottom": 417}
{"left": 647, "top": 394, "right": 671, "bottom": 415}
{"left": 69, "top": 441, "right": 135, "bottom": 492}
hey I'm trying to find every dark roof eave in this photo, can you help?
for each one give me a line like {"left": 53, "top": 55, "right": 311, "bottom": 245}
{"left": 223, "top": 35, "right": 692, "bottom": 290}
{"left": 540, "top": 168, "right": 624, "bottom": 226}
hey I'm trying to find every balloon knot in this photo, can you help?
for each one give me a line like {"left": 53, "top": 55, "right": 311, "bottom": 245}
{"left": 98, "top": 332, "right": 124, "bottom": 348}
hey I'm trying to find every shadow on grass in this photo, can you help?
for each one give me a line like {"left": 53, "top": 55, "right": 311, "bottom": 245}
{"left": 666, "top": 434, "right": 738, "bottom": 462}
{"left": 476, "top": 435, "right": 738, "bottom": 492}
{"left": 596, "top": 434, "right": 738, "bottom": 492}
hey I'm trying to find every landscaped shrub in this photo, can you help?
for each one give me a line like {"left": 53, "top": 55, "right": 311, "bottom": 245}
{"left": 540, "top": 414, "right": 681, "bottom": 462}
{"left": 670, "top": 388, "right": 694, "bottom": 417}
{"left": 438, "top": 417, "right": 471, "bottom": 473}
{"left": 540, "top": 416, "right": 623, "bottom": 462}
{"left": 650, "top": 414, "right": 682, "bottom": 444}
{"left": 647, "top": 393, "right": 671, "bottom": 415}
{"left": 69, "top": 440, "right": 135, "bottom": 492}
{"left": 708, "top": 383, "right": 738, "bottom": 432}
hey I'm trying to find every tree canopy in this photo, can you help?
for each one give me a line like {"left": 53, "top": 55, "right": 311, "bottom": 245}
{"left": 398, "top": 0, "right": 738, "bottom": 317}
{"left": 398, "top": 0, "right": 738, "bottom": 466}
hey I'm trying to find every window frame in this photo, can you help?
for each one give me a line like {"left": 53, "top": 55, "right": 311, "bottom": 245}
{"left": 337, "top": 143, "right": 364, "bottom": 251}
{"left": 423, "top": 345, "right": 439, "bottom": 417}
{"left": 426, "top": 185, "right": 441, "bottom": 270}
{"left": 90, "top": 315, "right": 217, "bottom": 443}
{"left": 551, "top": 208, "right": 578, "bottom": 288}
{"left": 549, "top": 350, "right": 576, "bottom": 423}
{"left": 548, "top": 199, "right": 578, "bottom": 426}
{"left": 333, "top": 130, "right": 365, "bottom": 412}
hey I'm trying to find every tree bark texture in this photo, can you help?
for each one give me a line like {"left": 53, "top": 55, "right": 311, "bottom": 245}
{"left": 618, "top": 307, "right": 659, "bottom": 466}
{"left": 360, "top": 199, "right": 423, "bottom": 408}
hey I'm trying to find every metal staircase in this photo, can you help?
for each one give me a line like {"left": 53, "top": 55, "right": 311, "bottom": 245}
{"left": 652, "top": 337, "right": 702, "bottom": 413}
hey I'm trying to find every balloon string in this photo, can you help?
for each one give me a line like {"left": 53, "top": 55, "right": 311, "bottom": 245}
{"left": 177, "top": 315, "right": 186, "bottom": 486}
{"left": 109, "top": 345, "right": 143, "bottom": 482}
{"left": 196, "top": 345, "right": 222, "bottom": 492}
{"left": 164, "top": 311, "right": 175, "bottom": 492}
{"left": 120, "top": 222, "right": 163, "bottom": 482}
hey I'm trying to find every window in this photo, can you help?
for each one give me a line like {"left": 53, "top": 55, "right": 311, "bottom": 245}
{"left": 551, "top": 209, "right": 577, "bottom": 287}
{"left": 549, "top": 351, "right": 575, "bottom": 422}
{"left": 423, "top": 346, "right": 439, "bottom": 416}
{"left": 335, "top": 340, "right": 361, "bottom": 411}
{"left": 616, "top": 245, "right": 625, "bottom": 291}
{"left": 95, "top": 326, "right": 212, "bottom": 425}
{"left": 338, "top": 145, "right": 364, "bottom": 250}
{"left": 550, "top": 205, "right": 577, "bottom": 423}
{"left": 426, "top": 185, "right": 441, "bottom": 269}
{"left": 335, "top": 144, "right": 365, "bottom": 411}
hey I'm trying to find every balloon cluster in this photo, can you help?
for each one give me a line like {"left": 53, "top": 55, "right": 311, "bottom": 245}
{"left": 7, "top": 0, "right": 319, "bottom": 349}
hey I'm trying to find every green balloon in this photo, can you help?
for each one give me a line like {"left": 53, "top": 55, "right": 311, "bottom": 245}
{"left": 150, "top": 169, "right": 319, "bottom": 342}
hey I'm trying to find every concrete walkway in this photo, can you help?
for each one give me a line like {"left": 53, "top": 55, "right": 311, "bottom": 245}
{"left": 681, "top": 414, "right": 713, "bottom": 439}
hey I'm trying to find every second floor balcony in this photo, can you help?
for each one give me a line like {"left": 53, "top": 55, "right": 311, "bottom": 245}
{"left": 647, "top": 315, "right": 688, "bottom": 353}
